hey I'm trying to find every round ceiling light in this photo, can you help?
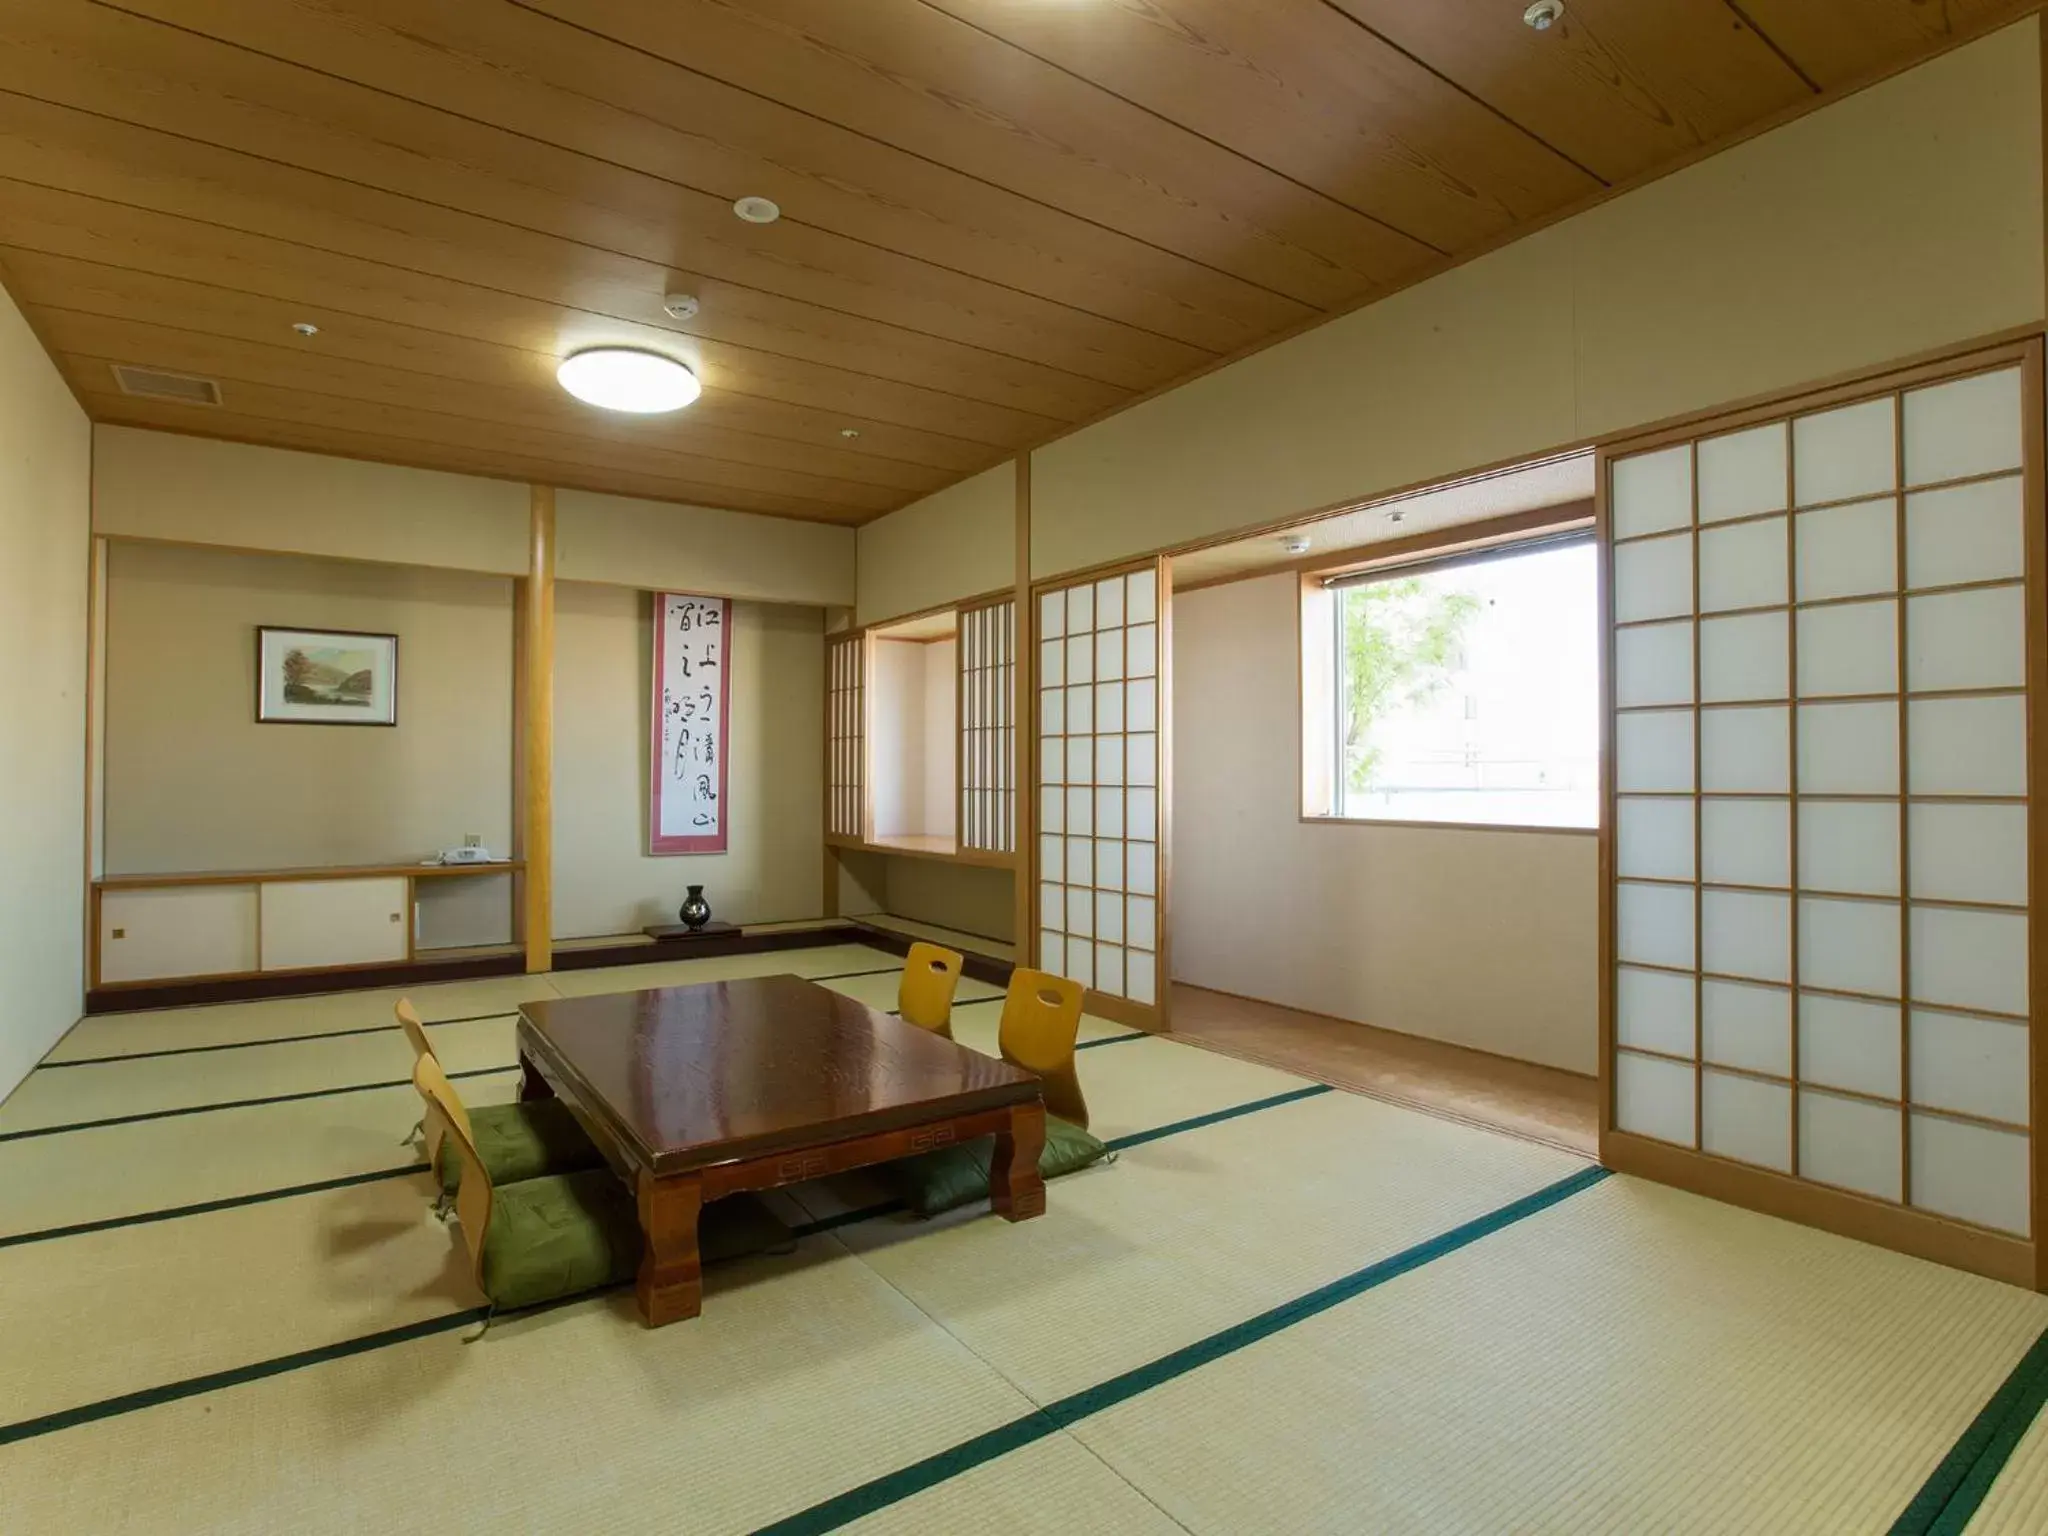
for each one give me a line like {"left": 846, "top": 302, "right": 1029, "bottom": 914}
{"left": 556, "top": 348, "right": 701, "bottom": 414}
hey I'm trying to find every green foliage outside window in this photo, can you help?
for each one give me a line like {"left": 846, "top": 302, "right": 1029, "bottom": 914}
{"left": 1340, "top": 578, "right": 1481, "bottom": 791}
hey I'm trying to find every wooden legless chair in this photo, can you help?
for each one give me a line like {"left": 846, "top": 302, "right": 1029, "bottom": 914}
{"left": 997, "top": 969, "right": 1088, "bottom": 1129}
{"left": 395, "top": 998, "right": 441, "bottom": 1155}
{"left": 897, "top": 943, "right": 966, "bottom": 1037}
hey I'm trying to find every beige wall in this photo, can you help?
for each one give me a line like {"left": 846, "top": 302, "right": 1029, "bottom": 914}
{"left": 93, "top": 431, "right": 858, "bottom": 608}
{"left": 0, "top": 287, "right": 91, "bottom": 1099}
{"left": 883, "top": 859, "right": 1016, "bottom": 946}
{"left": 1031, "top": 21, "right": 2046, "bottom": 579}
{"left": 94, "top": 427, "right": 530, "bottom": 575}
{"left": 552, "top": 582, "right": 825, "bottom": 939}
{"left": 101, "top": 541, "right": 516, "bottom": 946}
{"left": 856, "top": 463, "right": 1014, "bottom": 626}
{"left": 556, "top": 487, "right": 853, "bottom": 607}
{"left": 1171, "top": 574, "right": 1597, "bottom": 1073}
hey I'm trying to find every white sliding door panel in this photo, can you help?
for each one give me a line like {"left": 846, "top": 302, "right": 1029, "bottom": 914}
{"left": 1605, "top": 350, "right": 2039, "bottom": 1256}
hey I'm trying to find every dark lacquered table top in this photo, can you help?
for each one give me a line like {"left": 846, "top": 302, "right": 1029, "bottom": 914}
{"left": 518, "top": 975, "right": 1040, "bottom": 1173}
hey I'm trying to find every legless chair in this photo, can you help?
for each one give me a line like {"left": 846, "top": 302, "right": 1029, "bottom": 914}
{"left": 997, "top": 969, "right": 1089, "bottom": 1129}
{"left": 394, "top": 998, "right": 603, "bottom": 1199}
{"left": 897, "top": 943, "right": 966, "bottom": 1037}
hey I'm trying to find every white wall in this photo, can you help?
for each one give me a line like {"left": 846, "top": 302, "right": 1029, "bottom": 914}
{"left": 923, "top": 637, "right": 957, "bottom": 838}
{"left": 856, "top": 463, "right": 1013, "bottom": 625}
{"left": 0, "top": 287, "right": 91, "bottom": 1100}
{"left": 1032, "top": 21, "right": 2045, "bottom": 579}
{"left": 1171, "top": 574, "right": 1597, "bottom": 1073}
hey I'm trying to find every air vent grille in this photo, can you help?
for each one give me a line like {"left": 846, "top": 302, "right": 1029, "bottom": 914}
{"left": 110, "top": 364, "right": 222, "bottom": 406}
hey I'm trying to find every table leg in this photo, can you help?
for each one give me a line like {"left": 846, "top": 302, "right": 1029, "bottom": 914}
{"left": 635, "top": 1170, "right": 704, "bottom": 1326}
{"left": 517, "top": 1050, "right": 554, "bottom": 1104}
{"left": 991, "top": 1100, "right": 1047, "bottom": 1221}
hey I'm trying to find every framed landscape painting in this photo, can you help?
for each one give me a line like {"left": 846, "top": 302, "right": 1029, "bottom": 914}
{"left": 256, "top": 626, "right": 399, "bottom": 726}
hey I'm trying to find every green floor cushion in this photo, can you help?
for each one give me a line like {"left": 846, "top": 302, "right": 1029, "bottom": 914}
{"left": 436, "top": 1098, "right": 605, "bottom": 1196}
{"left": 885, "top": 1117, "right": 1110, "bottom": 1219}
{"left": 476, "top": 1173, "right": 795, "bottom": 1313}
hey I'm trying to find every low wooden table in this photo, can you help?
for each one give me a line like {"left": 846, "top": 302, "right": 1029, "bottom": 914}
{"left": 516, "top": 975, "right": 1046, "bottom": 1326}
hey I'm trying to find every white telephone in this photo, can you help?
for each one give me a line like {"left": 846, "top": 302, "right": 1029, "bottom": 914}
{"left": 435, "top": 837, "right": 496, "bottom": 865}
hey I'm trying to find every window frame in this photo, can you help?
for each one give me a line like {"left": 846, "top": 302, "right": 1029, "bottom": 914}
{"left": 1297, "top": 505, "right": 1599, "bottom": 837}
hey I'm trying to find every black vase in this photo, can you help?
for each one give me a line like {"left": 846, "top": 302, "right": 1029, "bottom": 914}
{"left": 679, "top": 885, "right": 712, "bottom": 931}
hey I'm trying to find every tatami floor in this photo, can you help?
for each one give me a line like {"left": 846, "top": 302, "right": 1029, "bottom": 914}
{"left": 4, "top": 940, "right": 2047, "bottom": 1533}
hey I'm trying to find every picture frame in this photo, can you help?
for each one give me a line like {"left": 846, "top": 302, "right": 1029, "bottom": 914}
{"left": 255, "top": 626, "right": 399, "bottom": 726}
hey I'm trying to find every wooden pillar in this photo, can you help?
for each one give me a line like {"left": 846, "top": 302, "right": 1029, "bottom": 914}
{"left": 1013, "top": 453, "right": 1033, "bottom": 969}
{"left": 523, "top": 486, "right": 555, "bottom": 973}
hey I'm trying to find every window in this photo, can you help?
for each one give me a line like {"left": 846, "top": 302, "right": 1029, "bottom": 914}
{"left": 1304, "top": 533, "right": 1599, "bottom": 828}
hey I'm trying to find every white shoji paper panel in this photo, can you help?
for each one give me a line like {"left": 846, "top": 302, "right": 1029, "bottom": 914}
{"left": 1903, "top": 367, "right": 2023, "bottom": 487}
{"left": 1699, "top": 422, "right": 1788, "bottom": 524}
{"left": 1907, "top": 477, "right": 2025, "bottom": 589}
{"left": 1907, "top": 587, "right": 2026, "bottom": 693}
{"left": 1703, "top": 980, "right": 1791, "bottom": 1077}
{"left": 1614, "top": 534, "right": 1693, "bottom": 623}
{"left": 1617, "top": 798, "right": 1694, "bottom": 882}
{"left": 1617, "top": 1051, "right": 1697, "bottom": 1146}
{"left": 1036, "top": 566, "right": 1162, "bottom": 1007}
{"left": 1700, "top": 612, "right": 1789, "bottom": 702}
{"left": 1703, "top": 889, "right": 1791, "bottom": 983}
{"left": 1910, "top": 1009, "right": 2029, "bottom": 1125}
{"left": 1615, "top": 621, "right": 1694, "bottom": 708}
{"left": 1612, "top": 444, "right": 1693, "bottom": 539}
{"left": 1618, "top": 881, "right": 1696, "bottom": 970}
{"left": 1701, "top": 707, "right": 1789, "bottom": 794}
{"left": 1910, "top": 906, "right": 2028, "bottom": 1017}
{"left": 1617, "top": 710, "right": 1695, "bottom": 793}
{"left": 1699, "top": 517, "right": 1787, "bottom": 612}
{"left": 1800, "top": 1089, "right": 1903, "bottom": 1202}
{"left": 1908, "top": 696, "right": 2027, "bottom": 796}
{"left": 1799, "top": 801, "right": 1900, "bottom": 896}
{"left": 1794, "top": 398, "right": 1896, "bottom": 507}
{"left": 1702, "top": 1070, "right": 1792, "bottom": 1172}
{"left": 1799, "top": 897, "right": 1902, "bottom": 998}
{"left": 1798, "top": 993, "right": 1902, "bottom": 1099}
{"left": 1797, "top": 499, "right": 1898, "bottom": 602}
{"left": 1910, "top": 1114, "right": 2029, "bottom": 1235}
{"left": 1909, "top": 803, "right": 2027, "bottom": 906}
{"left": 960, "top": 601, "right": 1016, "bottom": 855}
{"left": 827, "top": 634, "right": 865, "bottom": 840}
{"left": 1796, "top": 601, "right": 1897, "bottom": 698}
{"left": 1798, "top": 702, "right": 1900, "bottom": 794}
{"left": 1617, "top": 965, "right": 1696, "bottom": 1057}
{"left": 1702, "top": 798, "right": 1790, "bottom": 887}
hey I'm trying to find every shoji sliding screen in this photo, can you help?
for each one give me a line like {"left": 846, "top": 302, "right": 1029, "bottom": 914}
{"left": 959, "top": 598, "right": 1016, "bottom": 857}
{"left": 1603, "top": 341, "right": 2044, "bottom": 1286}
{"left": 1034, "top": 560, "right": 1169, "bottom": 1026}
{"left": 826, "top": 632, "right": 866, "bottom": 843}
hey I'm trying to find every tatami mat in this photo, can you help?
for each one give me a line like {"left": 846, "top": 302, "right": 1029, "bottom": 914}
{"left": 856, "top": 914, "right": 1016, "bottom": 963}
{"left": 842, "top": 1433, "right": 1185, "bottom": 1536}
{"left": 0, "top": 1017, "right": 515, "bottom": 1134}
{"left": 0, "top": 1076, "right": 518, "bottom": 1242}
{"left": 1967, "top": 1399, "right": 2048, "bottom": 1532}
{"left": 45, "top": 974, "right": 550, "bottom": 1063}
{"left": 816, "top": 969, "right": 1006, "bottom": 1015}
{"left": 2, "top": 1243, "right": 1043, "bottom": 1536}
{"left": 837, "top": 1084, "right": 1588, "bottom": 1404}
{"left": 1069, "top": 1175, "right": 2048, "bottom": 1534}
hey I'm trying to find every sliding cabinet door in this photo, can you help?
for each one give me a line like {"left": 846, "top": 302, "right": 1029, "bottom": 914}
{"left": 1602, "top": 339, "right": 2045, "bottom": 1288}
{"left": 826, "top": 632, "right": 867, "bottom": 845}
{"left": 959, "top": 597, "right": 1016, "bottom": 858}
{"left": 1032, "top": 559, "right": 1170, "bottom": 1028}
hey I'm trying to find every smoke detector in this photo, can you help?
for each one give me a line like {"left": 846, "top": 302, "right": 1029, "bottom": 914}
{"left": 1281, "top": 534, "right": 1312, "bottom": 556}
{"left": 662, "top": 292, "right": 700, "bottom": 321}
{"left": 291, "top": 321, "right": 320, "bottom": 338}
{"left": 1523, "top": 1, "right": 1564, "bottom": 30}
{"left": 733, "top": 196, "right": 781, "bottom": 225}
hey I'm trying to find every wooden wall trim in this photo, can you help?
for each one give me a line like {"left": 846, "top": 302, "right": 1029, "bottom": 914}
{"left": 1013, "top": 453, "right": 1034, "bottom": 973}
{"left": 523, "top": 484, "right": 554, "bottom": 973}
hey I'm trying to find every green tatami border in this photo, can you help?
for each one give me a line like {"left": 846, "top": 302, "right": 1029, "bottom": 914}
{"left": 751, "top": 1163, "right": 1613, "bottom": 1536}
{"left": 1892, "top": 1324, "right": 2048, "bottom": 1536}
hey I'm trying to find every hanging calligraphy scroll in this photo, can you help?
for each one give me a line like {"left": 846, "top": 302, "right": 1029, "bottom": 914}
{"left": 650, "top": 593, "right": 731, "bottom": 854}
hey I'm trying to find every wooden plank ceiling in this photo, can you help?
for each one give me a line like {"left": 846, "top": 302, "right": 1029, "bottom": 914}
{"left": 0, "top": 0, "right": 2023, "bottom": 525}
